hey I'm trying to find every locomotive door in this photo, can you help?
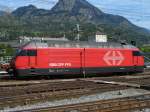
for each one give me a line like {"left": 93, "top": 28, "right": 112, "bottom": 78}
{"left": 133, "top": 56, "right": 138, "bottom": 66}
{"left": 28, "top": 50, "right": 37, "bottom": 68}
{"left": 80, "top": 49, "right": 85, "bottom": 75}
{"left": 133, "top": 51, "right": 139, "bottom": 66}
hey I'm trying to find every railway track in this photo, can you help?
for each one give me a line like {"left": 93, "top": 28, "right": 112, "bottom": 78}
{"left": 85, "top": 75, "right": 150, "bottom": 89}
{"left": 0, "top": 71, "right": 150, "bottom": 111}
{"left": 14, "top": 94, "right": 150, "bottom": 112}
{"left": 0, "top": 80, "right": 128, "bottom": 109}
{"left": 0, "top": 80, "right": 108, "bottom": 97}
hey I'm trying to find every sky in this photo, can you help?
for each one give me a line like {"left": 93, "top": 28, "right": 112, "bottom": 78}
{"left": 0, "top": 0, "right": 150, "bottom": 30}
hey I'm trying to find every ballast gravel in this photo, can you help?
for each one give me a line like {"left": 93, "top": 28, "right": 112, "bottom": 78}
{"left": 1, "top": 88, "right": 150, "bottom": 112}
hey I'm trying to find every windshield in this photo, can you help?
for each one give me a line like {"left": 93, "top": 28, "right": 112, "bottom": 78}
{"left": 14, "top": 49, "right": 37, "bottom": 57}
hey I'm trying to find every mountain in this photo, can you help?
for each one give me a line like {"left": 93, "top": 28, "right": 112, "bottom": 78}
{"left": 12, "top": 5, "right": 50, "bottom": 17}
{"left": 1, "top": 0, "right": 150, "bottom": 44}
{"left": 50, "top": 0, "right": 131, "bottom": 25}
{"left": 13, "top": 0, "right": 130, "bottom": 26}
{"left": 0, "top": 11, "right": 6, "bottom": 16}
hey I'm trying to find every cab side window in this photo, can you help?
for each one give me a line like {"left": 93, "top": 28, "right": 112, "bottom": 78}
{"left": 133, "top": 51, "right": 142, "bottom": 56}
{"left": 18, "top": 50, "right": 27, "bottom": 56}
{"left": 18, "top": 50, "right": 37, "bottom": 56}
{"left": 27, "top": 50, "right": 37, "bottom": 56}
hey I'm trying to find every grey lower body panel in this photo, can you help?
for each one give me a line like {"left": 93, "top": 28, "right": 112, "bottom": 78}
{"left": 84, "top": 66, "right": 144, "bottom": 74}
{"left": 15, "top": 66, "right": 144, "bottom": 77}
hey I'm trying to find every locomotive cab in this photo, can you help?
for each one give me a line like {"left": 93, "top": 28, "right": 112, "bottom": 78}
{"left": 9, "top": 48, "right": 37, "bottom": 76}
{"left": 132, "top": 51, "right": 144, "bottom": 72}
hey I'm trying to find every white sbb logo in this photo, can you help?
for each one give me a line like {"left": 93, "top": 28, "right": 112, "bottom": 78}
{"left": 49, "top": 63, "right": 71, "bottom": 67}
{"left": 103, "top": 51, "right": 124, "bottom": 66}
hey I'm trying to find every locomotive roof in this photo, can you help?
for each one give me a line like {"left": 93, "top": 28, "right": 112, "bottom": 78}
{"left": 23, "top": 41, "right": 137, "bottom": 49}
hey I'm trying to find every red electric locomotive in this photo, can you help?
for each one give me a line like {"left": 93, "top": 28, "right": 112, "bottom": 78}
{"left": 9, "top": 41, "right": 144, "bottom": 77}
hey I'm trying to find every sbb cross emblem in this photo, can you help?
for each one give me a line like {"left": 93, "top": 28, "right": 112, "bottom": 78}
{"left": 103, "top": 51, "right": 124, "bottom": 66}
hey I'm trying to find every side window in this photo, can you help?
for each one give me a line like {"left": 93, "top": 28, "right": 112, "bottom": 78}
{"left": 27, "top": 50, "right": 37, "bottom": 56}
{"left": 133, "top": 51, "right": 142, "bottom": 56}
{"left": 18, "top": 50, "right": 27, "bottom": 56}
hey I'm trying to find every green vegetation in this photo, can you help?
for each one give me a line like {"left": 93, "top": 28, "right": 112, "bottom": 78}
{"left": 0, "top": 15, "right": 97, "bottom": 41}
{"left": 140, "top": 46, "right": 150, "bottom": 52}
{"left": 0, "top": 44, "right": 15, "bottom": 57}
{"left": 0, "top": 14, "right": 149, "bottom": 46}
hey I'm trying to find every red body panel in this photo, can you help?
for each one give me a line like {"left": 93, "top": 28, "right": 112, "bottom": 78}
{"left": 84, "top": 48, "right": 133, "bottom": 67}
{"left": 15, "top": 56, "right": 28, "bottom": 69}
{"left": 15, "top": 48, "right": 144, "bottom": 70}
{"left": 37, "top": 48, "right": 82, "bottom": 68}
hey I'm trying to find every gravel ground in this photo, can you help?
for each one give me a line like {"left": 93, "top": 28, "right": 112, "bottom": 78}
{"left": 133, "top": 109, "right": 150, "bottom": 112}
{"left": 1, "top": 88, "right": 150, "bottom": 112}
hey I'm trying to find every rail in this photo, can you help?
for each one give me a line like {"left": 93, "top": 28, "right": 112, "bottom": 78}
{"left": 0, "top": 80, "right": 127, "bottom": 109}
{"left": 15, "top": 94, "right": 150, "bottom": 112}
